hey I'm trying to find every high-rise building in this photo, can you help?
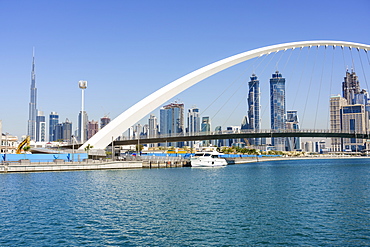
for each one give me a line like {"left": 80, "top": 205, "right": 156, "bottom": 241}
{"left": 142, "top": 124, "right": 149, "bottom": 138}
{"left": 247, "top": 74, "right": 261, "bottom": 145}
{"left": 330, "top": 95, "right": 348, "bottom": 152}
{"left": 87, "top": 120, "right": 99, "bottom": 140}
{"left": 148, "top": 114, "right": 158, "bottom": 138}
{"left": 270, "top": 71, "right": 286, "bottom": 151}
{"left": 160, "top": 102, "right": 184, "bottom": 147}
{"left": 54, "top": 123, "right": 63, "bottom": 141}
{"left": 49, "top": 112, "right": 59, "bottom": 142}
{"left": 342, "top": 69, "right": 360, "bottom": 104}
{"left": 187, "top": 107, "right": 200, "bottom": 148}
{"left": 78, "top": 111, "right": 88, "bottom": 143}
{"left": 341, "top": 104, "right": 368, "bottom": 152}
{"left": 286, "top": 110, "right": 301, "bottom": 151}
{"left": 148, "top": 114, "right": 158, "bottom": 139}
{"left": 214, "top": 126, "right": 223, "bottom": 147}
{"left": 63, "top": 119, "right": 73, "bottom": 142}
{"left": 201, "top": 116, "right": 211, "bottom": 146}
{"left": 100, "top": 116, "right": 111, "bottom": 129}
{"left": 36, "top": 111, "right": 46, "bottom": 142}
{"left": 187, "top": 107, "right": 200, "bottom": 134}
{"left": 27, "top": 50, "right": 37, "bottom": 140}
{"left": 148, "top": 115, "right": 158, "bottom": 147}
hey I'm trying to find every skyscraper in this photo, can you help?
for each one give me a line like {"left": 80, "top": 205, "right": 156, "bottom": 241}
{"left": 187, "top": 107, "right": 200, "bottom": 134}
{"left": 330, "top": 95, "right": 347, "bottom": 152}
{"left": 27, "top": 49, "right": 37, "bottom": 140}
{"left": 342, "top": 69, "right": 360, "bottom": 104}
{"left": 160, "top": 102, "right": 184, "bottom": 147}
{"left": 36, "top": 111, "right": 46, "bottom": 142}
{"left": 341, "top": 104, "right": 367, "bottom": 152}
{"left": 286, "top": 110, "right": 301, "bottom": 151}
{"left": 247, "top": 74, "right": 261, "bottom": 145}
{"left": 201, "top": 116, "right": 211, "bottom": 146}
{"left": 148, "top": 114, "right": 158, "bottom": 147}
{"left": 270, "top": 71, "right": 286, "bottom": 151}
{"left": 62, "top": 119, "right": 73, "bottom": 142}
{"left": 49, "top": 112, "right": 59, "bottom": 142}
{"left": 87, "top": 120, "right": 99, "bottom": 139}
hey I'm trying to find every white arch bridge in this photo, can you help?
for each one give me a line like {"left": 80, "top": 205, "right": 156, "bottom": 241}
{"left": 79, "top": 40, "right": 370, "bottom": 150}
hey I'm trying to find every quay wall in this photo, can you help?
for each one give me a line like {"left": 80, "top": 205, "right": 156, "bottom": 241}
{"left": 0, "top": 160, "right": 142, "bottom": 173}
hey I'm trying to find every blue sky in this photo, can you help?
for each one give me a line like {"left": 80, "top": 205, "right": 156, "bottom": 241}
{"left": 1, "top": 0, "right": 369, "bottom": 138}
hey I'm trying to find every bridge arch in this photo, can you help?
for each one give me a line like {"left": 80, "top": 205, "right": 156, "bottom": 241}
{"left": 80, "top": 40, "right": 370, "bottom": 150}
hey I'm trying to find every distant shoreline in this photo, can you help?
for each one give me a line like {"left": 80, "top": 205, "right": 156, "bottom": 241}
{"left": 228, "top": 155, "right": 370, "bottom": 164}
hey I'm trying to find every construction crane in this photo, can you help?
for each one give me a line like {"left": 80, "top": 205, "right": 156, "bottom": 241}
{"left": 16, "top": 136, "right": 30, "bottom": 154}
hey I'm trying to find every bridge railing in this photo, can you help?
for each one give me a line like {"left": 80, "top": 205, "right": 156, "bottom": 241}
{"left": 120, "top": 129, "right": 367, "bottom": 141}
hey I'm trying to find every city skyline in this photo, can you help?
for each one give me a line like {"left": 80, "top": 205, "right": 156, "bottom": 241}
{"left": 0, "top": 1, "right": 369, "bottom": 138}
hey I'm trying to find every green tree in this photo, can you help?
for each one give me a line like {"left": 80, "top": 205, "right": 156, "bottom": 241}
{"left": 84, "top": 144, "right": 93, "bottom": 154}
{"left": 136, "top": 144, "right": 144, "bottom": 152}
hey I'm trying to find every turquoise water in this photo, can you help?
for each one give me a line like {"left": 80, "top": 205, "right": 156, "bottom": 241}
{"left": 1, "top": 159, "right": 369, "bottom": 246}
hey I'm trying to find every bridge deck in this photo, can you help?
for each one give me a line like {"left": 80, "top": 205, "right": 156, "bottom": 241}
{"left": 111, "top": 131, "right": 370, "bottom": 146}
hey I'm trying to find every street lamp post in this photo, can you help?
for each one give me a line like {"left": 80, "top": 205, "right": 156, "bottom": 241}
{"left": 78, "top": 80, "right": 87, "bottom": 144}
{"left": 71, "top": 135, "right": 75, "bottom": 162}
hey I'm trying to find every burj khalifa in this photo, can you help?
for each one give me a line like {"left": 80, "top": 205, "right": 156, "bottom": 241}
{"left": 27, "top": 49, "right": 37, "bottom": 140}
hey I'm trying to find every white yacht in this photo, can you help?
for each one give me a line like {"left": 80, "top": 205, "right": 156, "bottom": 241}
{"left": 190, "top": 151, "right": 227, "bottom": 167}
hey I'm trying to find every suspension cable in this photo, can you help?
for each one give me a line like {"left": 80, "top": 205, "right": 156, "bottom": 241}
{"left": 341, "top": 46, "right": 347, "bottom": 71}
{"left": 358, "top": 48, "right": 369, "bottom": 93}
{"left": 366, "top": 49, "right": 370, "bottom": 66}
{"left": 301, "top": 46, "right": 318, "bottom": 127}
{"left": 314, "top": 46, "right": 326, "bottom": 129}
{"left": 291, "top": 46, "right": 310, "bottom": 110}
{"left": 349, "top": 47, "right": 356, "bottom": 71}
{"left": 327, "top": 45, "right": 336, "bottom": 130}
{"left": 210, "top": 75, "right": 247, "bottom": 123}
{"left": 221, "top": 89, "right": 248, "bottom": 127}
{"left": 200, "top": 54, "right": 260, "bottom": 116}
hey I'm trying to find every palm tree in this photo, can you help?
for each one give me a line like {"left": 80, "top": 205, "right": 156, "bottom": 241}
{"left": 84, "top": 144, "right": 93, "bottom": 155}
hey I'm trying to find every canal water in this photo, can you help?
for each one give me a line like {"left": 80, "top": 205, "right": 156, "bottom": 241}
{"left": 0, "top": 159, "right": 369, "bottom": 246}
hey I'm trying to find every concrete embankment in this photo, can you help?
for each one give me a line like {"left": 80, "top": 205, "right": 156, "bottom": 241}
{"left": 0, "top": 159, "right": 191, "bottom": 173}
{"left": 0, "top": 160, "right": 142, "bottom": 173}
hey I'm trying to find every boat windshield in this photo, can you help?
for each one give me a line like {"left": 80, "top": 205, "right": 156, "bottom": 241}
{"left": 194, "top": 153, "right": 204, "bottom": 156}
{"left": 204, "top": 153, "right": 211, "bottom": 156}
{"left": 211, "top": 155, "right": 219, "bottom": 158}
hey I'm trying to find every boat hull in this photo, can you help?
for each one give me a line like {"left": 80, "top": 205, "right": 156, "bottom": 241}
{"left": 190, "top": 157, "right": 227, "bottom": 167}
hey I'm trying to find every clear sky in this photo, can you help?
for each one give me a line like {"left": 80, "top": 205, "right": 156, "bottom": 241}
{"left": 1, "top": 0, "right": 369, "bottom": 138}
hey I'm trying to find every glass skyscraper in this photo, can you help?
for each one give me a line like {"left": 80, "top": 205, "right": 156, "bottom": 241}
{"left": 63, "top": 119, "right": 73, "bottom": 142}
{"left": 49, "top": 112, "right": 59, "bottom": 142}
{"left": 187, "top": 107, "right": 200, "bottom": 135}
{"left": 286, "top": 110, "right": 301, "bottom": 151}
{"left": 270, "top": 71, "right": 286, "bottom": 151}
{"left": 159, "top": 102, "right": 184, "bottom": 147}
{"left": 247, "top": 73, "right": 261, "bottom": 145}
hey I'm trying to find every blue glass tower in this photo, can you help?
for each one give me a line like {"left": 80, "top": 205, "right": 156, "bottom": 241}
{"left": 49, "top": 112, "right": 59, "bottom": 142}
{"left": 247, "top": 74, "right": 261, "bottom": 145}
{"left": 270, "top": 71, "right": 286, "bottom": 151}
{"left": 27, "top": 49, "right": 37, "bottom": 140}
